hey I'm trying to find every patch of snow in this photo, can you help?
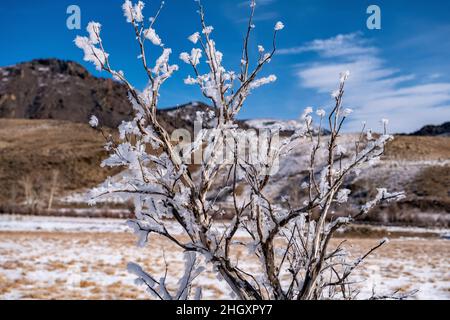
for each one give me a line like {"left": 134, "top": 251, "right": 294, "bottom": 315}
{"left": 37, "top": 66, "right": 50, "bottom": 72}
{"left": 245, "top": 118, "right": 303, "bottom": 131}
{"left": 0, "top": 215, "right": 129, "bottom": 233}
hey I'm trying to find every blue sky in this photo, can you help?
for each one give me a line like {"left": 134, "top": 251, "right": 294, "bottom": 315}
{"left": 1, "top": 0, "right": 449, "bottom": 133}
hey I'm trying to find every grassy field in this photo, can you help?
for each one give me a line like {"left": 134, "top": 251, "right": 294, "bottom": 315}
{"left": 0, "top": 216, "right": 448, "bottom": 300}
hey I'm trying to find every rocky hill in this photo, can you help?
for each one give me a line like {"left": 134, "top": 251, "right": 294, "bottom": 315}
{"left": 0, "top": 58, "right": 245, "bottom": 133}
{"left": 0, "top": 59, "right": 449, "bottom": 226}
{"left": 0, "top": 59, "right": 133, "bottom": 128}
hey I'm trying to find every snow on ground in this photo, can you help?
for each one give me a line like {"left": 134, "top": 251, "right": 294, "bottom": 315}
{"left": 0, "top": 215, "right": 251, "bottom": 237}
{"left": 0, "top": 215, "right": 448, "bottom": 300}
{"left": 0, "top": 215, "right": 129, "bottom": 233}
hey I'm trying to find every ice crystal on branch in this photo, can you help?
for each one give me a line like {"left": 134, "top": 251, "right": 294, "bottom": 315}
{"left": 274, "top": 21, "right": 285, "bottom": 31}
{"left": 89, "top": 115, "right": 99, "bottom": 128}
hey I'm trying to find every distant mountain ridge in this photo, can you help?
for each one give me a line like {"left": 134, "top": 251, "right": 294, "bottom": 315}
{"left": 0, "top": 59, "right": 249, "bottom": 132}
{"left": 410, "top": 122, "right": 450, "bottom": 136}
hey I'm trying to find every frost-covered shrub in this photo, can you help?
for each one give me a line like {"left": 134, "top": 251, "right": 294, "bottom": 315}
{"left": 77, "top": 0, "right": 410, "bottom": 300}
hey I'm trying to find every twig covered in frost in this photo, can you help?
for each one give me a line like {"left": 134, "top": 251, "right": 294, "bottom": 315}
{"left": 127, "top": 252, "right": 203, "bottom": 300}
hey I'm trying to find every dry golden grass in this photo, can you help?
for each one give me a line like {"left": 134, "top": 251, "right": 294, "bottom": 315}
{"left": 0, "top": 230, "right": 448, "bottom": 300}
{"left": 0, "top": 119, "right": 119, "bottom": 203}
{"left": 384, "top": 136, "right": 450, "bottom": 161}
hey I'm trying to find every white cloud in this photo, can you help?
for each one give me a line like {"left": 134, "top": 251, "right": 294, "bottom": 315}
{"left": 290, "top": 33, "right": 450, "bottom": 133}
{"left": 279, "top": 32, "right": 377, "bottom": 57}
